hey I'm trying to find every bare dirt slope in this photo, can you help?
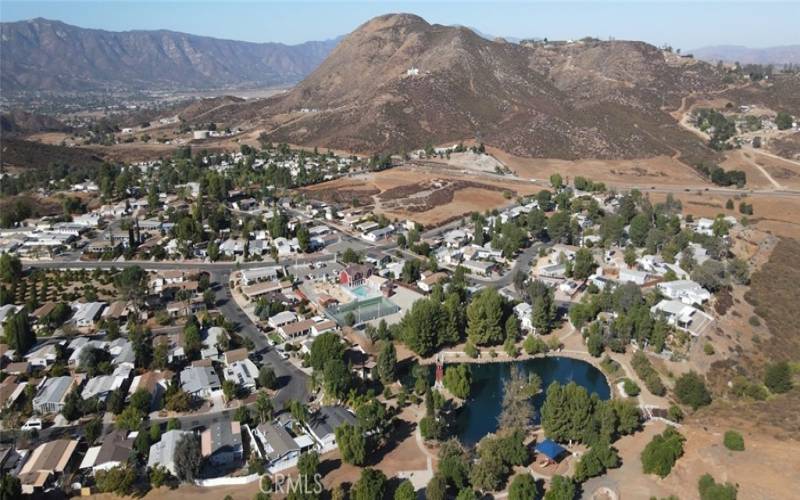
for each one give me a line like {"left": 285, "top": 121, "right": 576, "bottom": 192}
{"left": 199, "top": 13, "right": 728, "bottom": 164}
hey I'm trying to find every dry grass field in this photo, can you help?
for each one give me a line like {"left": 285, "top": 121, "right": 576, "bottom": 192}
{"left": 301, "top": 166, "right": 541, "bottom": 226}
{"left": 488, "top": 147, "right": 712, "bottom": 188}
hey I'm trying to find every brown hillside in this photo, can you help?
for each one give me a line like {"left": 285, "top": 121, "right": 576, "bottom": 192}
{"left": 217, "top": 13, "right": 728, "bottom": 162}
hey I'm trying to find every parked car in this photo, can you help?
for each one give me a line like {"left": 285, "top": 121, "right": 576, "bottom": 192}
{"left": 21, "top": 418, "right": 43, "bottom": 431}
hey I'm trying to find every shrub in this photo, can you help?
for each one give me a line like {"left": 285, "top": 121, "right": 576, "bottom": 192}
{"left": 748, "top": 315, "right": 760, "bottom": 327}
{"left": 623, "top": 379, "right": 640, "bottom": 397}
{"left": 698, "top": 473, "right": 738, "bottom": 500}
{"left": 723, "top": 430, "right": 744, "bottom": 451}
{"left": 674, "top": 371, "right": 711, "bottom": 410}
{"left": 464, "top": 342, "right": 479, "bottom": 358}
{"left": 667, "top": 405, "right": 684, "bottom": 423}
{"left": 703, "top": 343, "right": 715, "bottom": 355}
{"left": 631, "top": 352, "right": 666, "bottom": 396}
{"left": 764, "top": 361, "right": 793, "bottom": 394}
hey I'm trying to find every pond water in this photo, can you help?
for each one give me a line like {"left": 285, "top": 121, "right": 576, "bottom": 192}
{"left": 452, "top": 357, "right": 611, "bottom": 446}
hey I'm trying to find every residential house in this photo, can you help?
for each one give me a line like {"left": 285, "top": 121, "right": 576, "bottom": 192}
{"left": 147, "top": 430, "right": 191, "bottom": 477}
{"left": 223, "top": 359, "right": 259, "bottom": 391}
{"left": 268, "top": 311, "right": 298, "bottom": 329}
{"left": 201, "top": 420, "right": 243, "bottom": 466}
{"left": 33, "top": 376, "right": 78, "bottom": 414}
{"left": 81, "top": 366, "right": 131, "bottom": 401}
{"left": 19, "top": 439, "right": 79, "bottom": 494}
{"left": 651, "top": 300, "right": 713, "bottom": 337}
{"left": 306, "top": 406, "right": 357, "bottom": 452}
{"left": 618, "top": 268, "right": 649, "bottom": 285}
{"left": 278, "top": 319, "right": 316, "bottom": 340}
{"left": 339, "top": 264, "right": 374, "bottom": 287}
{"left": 240, "top": 266, "right": 282, "bottom": 286}
{"left": 180, "top": 365, "right": 221, "bottom": 399}
{"left": 72, "top": 302, "right": 106, "bottom": 329}
{"left": 25, "top": 343, "right": 60, "bottom": 368}
{"left": 513, "top": 302, "right": 533, "bottom": 331}
{"left": 657, "top": 280, "right": 711, "bottom": 306}
{"left": 248, "top": 422, "right": 304, "bottom": 471}
{"left": 127, "top": 370, "right": 171, "bottom": 410}
{"left": 78, "top": 430, "right": 134, "bottom": 474}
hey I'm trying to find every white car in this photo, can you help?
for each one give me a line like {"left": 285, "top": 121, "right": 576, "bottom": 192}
{"left": 21, "top": 418, "right": 42, "bottom": 431}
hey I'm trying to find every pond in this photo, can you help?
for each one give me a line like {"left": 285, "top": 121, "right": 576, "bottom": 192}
{"left": 451, "top": 357, "right": 611, "bottom": 446}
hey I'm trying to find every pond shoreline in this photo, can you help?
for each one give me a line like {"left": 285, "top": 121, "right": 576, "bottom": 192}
{"left": 417, "top": 347, "right": 619, "bottom": 399}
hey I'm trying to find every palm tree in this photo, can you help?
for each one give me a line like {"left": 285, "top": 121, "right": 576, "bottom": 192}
{"left": 255, "top": 392, "right": 273, "bottom": 424}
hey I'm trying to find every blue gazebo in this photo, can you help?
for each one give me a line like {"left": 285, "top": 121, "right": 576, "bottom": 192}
{"left": 535, "top": 439, "right": 567, "bottom": 464}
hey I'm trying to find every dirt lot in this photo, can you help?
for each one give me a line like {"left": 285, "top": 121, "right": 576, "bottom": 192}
{"left": 583, "top": 419, "right": 800, "bottom": 500}
{"left": 648, "top": 191, "right": 800, "bottom": 240}
{"left": 301, "top": 166, "right": 540, "bottom": 226}
{"left": 487, "top": 147, "right": 713, "bottom": 189}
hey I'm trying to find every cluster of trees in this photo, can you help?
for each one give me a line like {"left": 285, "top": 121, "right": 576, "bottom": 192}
{"left": 308, "top": 332, "right": 353, "bottom": 401}
{"left": 631, "top": 352, "right": 667, "bottom": 396}
{"left": 571, "top": 282, "right": 672, "bottom": 355}
{"left": 698, "top": 473, "right": 738, "bottom": 500}
{"left": 696, "top": 162, "right": 747, "bottom": 188}
{"left": 541, "top": 381, "right": 640, "bottom": 445}
{"left": 694, "top": 109, "right": 737, "bottom": 150}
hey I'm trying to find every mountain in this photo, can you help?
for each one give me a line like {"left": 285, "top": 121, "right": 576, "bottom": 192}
{"left": 0, "top": 18, "right": 339, "bottom": 92}
{"left": 1, "top": 110, "right": 70, "bottom": 135}
{"left": 691, "top": 45, "right": 800, "bottom": 66}
{"left": 219, "top": 13, "right": 726, "bottom": 161}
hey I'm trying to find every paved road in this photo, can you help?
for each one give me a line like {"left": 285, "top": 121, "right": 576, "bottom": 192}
{"left": 209, "top": 270, "right": 310, "bottom": 410}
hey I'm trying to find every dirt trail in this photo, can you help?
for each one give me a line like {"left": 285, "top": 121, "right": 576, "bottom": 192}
{"left": 740, "top": 149, "right": 784, "bottom": 189}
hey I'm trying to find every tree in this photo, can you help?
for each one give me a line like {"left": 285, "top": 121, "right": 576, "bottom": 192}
{"left": 308, "top": 332, "right": 345, "bottom": 371}
{"left": 550, "top": 173, "right": 564, "bottom": 189}
{"left": 0, "top": 254, "right": 22, "bottom": 284}
{"left": 114, "top": 265, "right": 147, "bottom": 310}
{"left": 438, "top": 439, "right": 470, "bottom": 490}
{"left": 3, "top": 310, "right": 36, "bottom": 356}
{"left": 394, "top": 480, "right": 416, "bottom": 500}
{"left": 624, "top": 245, "right": 637, "bottom": 268}
{"left": 723, "top": 430, "right": 744, "bottom": 451}
{"left": 587, "top": 331, "right": 604, "bottom": 357}
{"left": 508, "top": 474, "right": 538, "bottom": 500}
{"left": 548, "top": 211, "right": 572, "bottom": 243}
{"left": 222, "top": 380, "right": 237, "bottom": 403}
{"left": 85, "top": 416, "right": 103, "bottom": 445}
{"left": 174, "top": 434, "right": 202, "bottom": 482}
{"left": 629, "top": 214, "right": 651, "bottom": 247}
{"left": 376, "top": 340, "right": 397, "bottom": 384}
{"left": 296, "top": 224, "right": 311, "bottom": 253}
{"left": 698, "top": 473, "right": 738, "bottom": 500}
{"left": 775, "top": 111, "right": 793, "bottom": 130}
{"left": 297, "top": 450, "right": 320, "bottom": 478}
{"left": 541, "top": 382, "right": 593, "bottom": 443}
{"left": 400, "top": 298, "right": 443, "bottom": 356}
{"left": 351, "top": 468, "right": 387, "bottom": 500}
{"left": 543, "top": 475, "right": 575, "bottom": 500}
{"left": 322, "top": 358, "right": 353, "bottom": 400}
{"left": 165, "top": 389, "right": 191, "bottom": 412}
{"left": 572, "top": 248, "right": 597, "bottom": 280}
{"left": 641, "top": 428, "right": 685, "bottom": 478}
{"left": 426, "top": 474, "right": 447, "bottom": 500}
{"left": 116, "top": 405, "right": 145, "bottom": 432}
{"left": 0, "top": 475, "right": 21, "bottom": 500}
{"left": 674, "top": 371, "right": 711, "bottom": 410}
{"left": 336, "top": 423, "right": 366, "bottom": 465}
{"left": 764, "top": 361, "right": 792, "bottom": 394}
{"left": 95, "top": 464, "right": 137, "bottom": 495}
{"left": 258, "top": 366, "right": 277, "bottom": 389}
{"left": 466, "top": 288, "right": 505, "bottom": 346}
{"left": 498, "top": 365, "right": 539, "bottom": 432}
{"left": 574, "top": 438, "right": 619, "bottom": 482}
{"left": 443, "top": 364, "right": 472, "bottom": 399}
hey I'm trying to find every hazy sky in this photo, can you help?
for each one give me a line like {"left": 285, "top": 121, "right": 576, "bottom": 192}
{"left": 2, "top": 1, "right": 798, "bottom": 49}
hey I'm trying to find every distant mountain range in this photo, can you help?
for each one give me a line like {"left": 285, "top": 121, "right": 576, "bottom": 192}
{"left": 691, "top": 45, "right": 800, "bottom": 66}
{"left": 0, "top": 18, "right": 340, "bottom": 92}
